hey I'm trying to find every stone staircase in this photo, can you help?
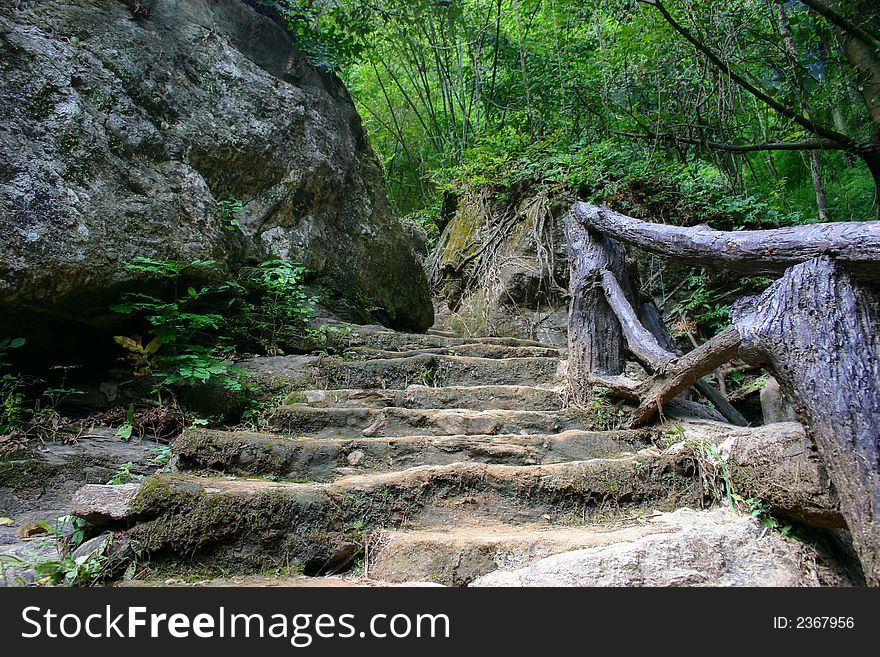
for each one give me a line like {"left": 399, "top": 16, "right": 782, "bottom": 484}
{"left": 68, "top": 326, "right": 823, "bottom": 586}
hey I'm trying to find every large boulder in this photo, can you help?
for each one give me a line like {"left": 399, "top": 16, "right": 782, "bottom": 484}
{"left": 0, "top": 0, "right": 433, "bottom": 343}
{"left": 470, "top": 508, "right": 849, "bottom": 587}
{"left": 430, "top": 186, "right": 570, "bottom": 345}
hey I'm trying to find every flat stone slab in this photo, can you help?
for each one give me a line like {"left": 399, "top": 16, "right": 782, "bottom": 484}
{"left": 469, "top": 508, "right": 848, "bottom": 587}
{"left": 70, "top": 483, "right": 141, "bottom": 522}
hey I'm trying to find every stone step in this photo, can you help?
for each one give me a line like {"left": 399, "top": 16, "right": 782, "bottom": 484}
{"left": 313, "top": 354, "right": 564, "bottom": 390}
{"left": 345, "top": 343, "right": 562, "bottom": 360}
{"left": 72, "top": 452, "right": 697, "bottom": 575}
{"left": 367, "top": 521, "right": 668, "bottom": 586}
{"left": 265, "top": 405, "right": 594, "bottom": 438}
{"left": 426, "top": 328, "right": 458, "bottom": 338}
{"left": 173, "top": 428, "right": 655, "bottom": 479}
{"left": 468, "top": 508, "right": 835, "bottom": 587}
{"left": 294, "top": 385, "right": 565, "bottom": 411}
{"left": 328, "top": 323, "right": 557, "bottom": 352}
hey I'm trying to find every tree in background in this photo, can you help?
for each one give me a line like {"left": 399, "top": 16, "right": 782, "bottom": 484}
{"left": 266, "top": 0, "right": 879, "bottom": 224}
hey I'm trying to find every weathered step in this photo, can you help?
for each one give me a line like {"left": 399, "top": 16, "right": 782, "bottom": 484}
{"left": 314, "top": 354, "right": 564, "bottom": 389}
{"left": 238, "top": 353, "right": 564, "bottom": 392}
{"left": 346, "top": 343, "right": 562, "bottom": 360}
{"left": 326, "top": 323, "right": 557, "bottom": 352}
{"left": 367, "top": 521, "right": 668, "bottom": 586}
{"left": 266, "top": 405, "right": 592, "bottom": 438}
{"left": 73, "top": 453, "right": 698, "bottom": 575}
{"left": 294, "top": 385, "right": 564, "bottom": 411}
{"left": 173, "top": 428, "right": 655, "bottom": 479}
{"left": 426, "top": 328, "right": 458, "bottom": 338}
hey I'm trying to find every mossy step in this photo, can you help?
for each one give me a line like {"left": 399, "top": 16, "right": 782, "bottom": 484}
{"left": 71, "top": 453, "right": 699, "bottom": 576}
{"left": 426, "top": 328, "right": 458, "bottom": 338}
{"left": 325, "top": 323, "right": 558, "bottom": 352}
{"left": 173, "top": 427, "right": 656, "bottom": 479}
{"left": 294, "top": 385, "right": 565, "bottom": 411}
{"left": 265, "top": 405, "right": 594, "bottom": 439}
{"left": 367, "top": 521, "right": 668, "bottom": 586}
{"left": 345, "top": 343, "right": 562, "bottom": 360}
{"left": 313, "top": 354, "right": 564, "bottom": 389}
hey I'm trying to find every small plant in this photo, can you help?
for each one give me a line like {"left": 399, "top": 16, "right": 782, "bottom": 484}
{"left": 661, "top": 425, "right": 687, "bottom": 444}
{"left": 233, "top": 260, "right": 317, "bottom": 354}
{"left": 111, "top": 258, "right": 246, "bottom": 396}
{"left": 148, "top": 445, "right": 173, "bottom": 473}
{"left": 106, "top": 461, "right": 143, "bottom": 485}
{"left": 417, "top": 366, "right": 436, "bottom": 387}
{"left": 0, "top": 337, "right": 27, "bottom": 435}
{"left": 218, "top": 196, "right": 244, "bottom": 231}
{"left": 585, "top": 388, "right": 627, "bottom": 431}
{"left": 114, "top": 403, "right": 137, "bottom": 440}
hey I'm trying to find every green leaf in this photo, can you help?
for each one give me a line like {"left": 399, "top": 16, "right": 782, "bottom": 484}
{"left": 115, "top": 424, "right": 133, "bottom": 440}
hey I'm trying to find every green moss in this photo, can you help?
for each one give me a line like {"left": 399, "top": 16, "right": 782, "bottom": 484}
{"left": 0, "top": 458, "right": 60, "bottom": 490}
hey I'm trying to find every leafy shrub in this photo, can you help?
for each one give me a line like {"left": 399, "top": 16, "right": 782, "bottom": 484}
{"left": 232, "top": 259, "right": 316, "bottom": 355}
{"left": 111, "top": 258, "right": 244, "bottom": 394}
{"left": 0, "top": 338, "right": 26, "bottom": 434}
{"left": 111, "top": 257, "right": 318, "bottom": 396}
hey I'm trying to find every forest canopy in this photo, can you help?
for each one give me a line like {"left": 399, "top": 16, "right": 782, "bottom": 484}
{"left": 261, "top": 0, "right": 880, "bottom": 226}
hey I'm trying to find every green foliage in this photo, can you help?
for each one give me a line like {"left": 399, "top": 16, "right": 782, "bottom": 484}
{"left": 257, "top": 1, "right": 373, "bottom": 70}
{"left": 107, "top": 461, "right": 143, "bottom": 486}
{"left": 585, "top": 388, "right": 627, "bottom": 431}
{"left": 0, "top": 337, "right": 27, "bottom": 435}
{"left": 218, "top": 196, "right": 244, "bottom": 231}
{"left": 233, "top": 259, "right": 317, "bottom": 355}
{"left": 111, "top": 256, "right": 319, "bottom": 399}
{"left": 0, "top": 516, "right": 132, "bottom": 587}
{"left": 29, "top": 552, "right": 109, "bottom": 587}
{"left": 671, "top": 271, "right": 773, "bottom": 338}
{"left": 149, "top": 444, "right": 173, "bottom": 465}
{"left": 112, "top": 263, "right": 244, "bottom": 392}
{"left": 308, "top": 0, "right": 876, "bottom": 225}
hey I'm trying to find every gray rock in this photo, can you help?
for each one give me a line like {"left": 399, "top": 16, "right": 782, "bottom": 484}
{"left": 760, "top": 376, "right": 799, "bottom": 424}
{"left": 70, "top": 483, "right": 140, "bottom": 523}
{"left": 720, "top": 422, "right": 842, "bottom": 528}
{"left": 470, "top": 508, "right": 838, "bottom": 587}
{"left": 0, "top": 0, "right": 432, "bottom": 339}
{"left": 70, "top": 534, "right": 111, "bottom": 561}
{"left": 430, "top": 187, "right": 569, "bottom": 342}
{"left": 666, "top": 420, "right": 841, "bottom": 528}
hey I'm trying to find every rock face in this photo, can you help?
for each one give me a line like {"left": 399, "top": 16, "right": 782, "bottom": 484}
{"left": 0, "top": 0, "right": 433, "bottom": 339}
{"left": 470, "top": 508, "right": 839, "bottom": 587}
{"left": 430, "top": 187, "right": 570, "bottom": 344}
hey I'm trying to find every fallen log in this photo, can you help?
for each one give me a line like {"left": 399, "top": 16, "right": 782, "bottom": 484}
{"left": 630, "top": 326, "right": 744, "bottom": 428}
{"left": 639, "top": 302, "right": 748, "bottom": 426}
{"left": 572, "top": 202, "right": 880, "bottom": 280}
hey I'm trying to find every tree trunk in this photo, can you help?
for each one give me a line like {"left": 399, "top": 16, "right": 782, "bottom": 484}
{"left": 776, "top": 2, "right": 832, "bottom": 221}
{"left": 808, "top": 150, "right": 832, "bottom": 221}
{"left": 835, "top": 5, "right": 880, "bottom": 218}
{"left": 563, "top": 212, "right": 627, "bottom": 404}
{"left": 571, "top": 202, "right": 880, "bottom": 280}
{"left": 732, "top": 256, "right": 880, "bottom": 585}
{"left": 863, "top": 151, "right": 880, "bottom": 218}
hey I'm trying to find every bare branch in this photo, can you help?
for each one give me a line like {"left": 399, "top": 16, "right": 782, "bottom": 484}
{"left": 640, "top": 0, "right": 858, "bottom": 150}
{"left": 795, "top": 0, "right": 880, "bottom": 45}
